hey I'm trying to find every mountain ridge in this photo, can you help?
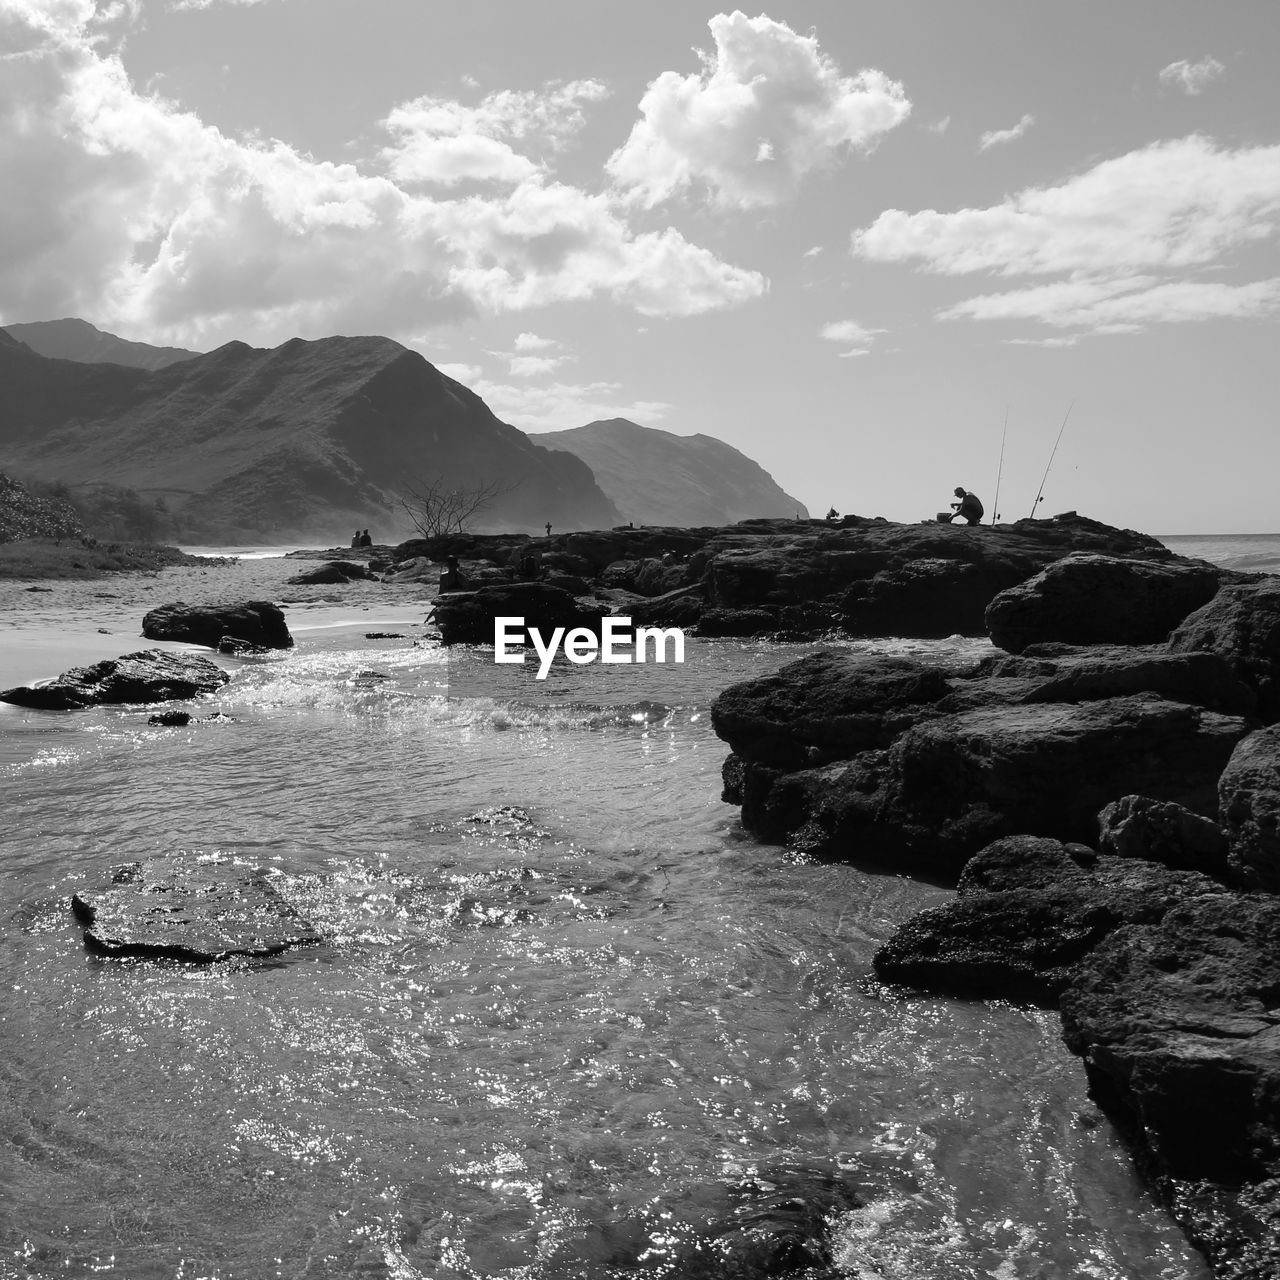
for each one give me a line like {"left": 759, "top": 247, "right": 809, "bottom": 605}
{"left": 537, "top": 417, "right": 808, "bottom": 528}
{"left": 3, "top": 318, "right": 200, "bottom": 370}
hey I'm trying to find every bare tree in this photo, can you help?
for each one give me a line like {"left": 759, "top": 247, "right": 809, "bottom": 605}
{"left": 397, "top": 475, "right": 517, "bottom": 538}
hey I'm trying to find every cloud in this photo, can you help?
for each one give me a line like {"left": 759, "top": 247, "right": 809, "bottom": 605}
{"left": 606, "top": 10, "right": 910, "bottom": 209}
{"left": 1159, "top": 56, "right": 1225, "bottom": 96}
{"left": 819, "top": 317, "right": 883, "bottom": 357}
{"left": 0, "top": 6, "right": 765, "bottom": 347}
{"left": 803, "top": 245, "right": 824, "bottom": 258}
{"left": 853, "top": 136, "right": 1280, "bottom": 333}
{"left": 476, "top": 379, "right": 672, "bottom": 431}
{"left": 381, "top": 80, "right": 608, "bottom": 186}
{"left": 926, "top": 115, "right": 951, "bottom": 135}
{"left": 514, "top": 331, "right": 557, "bottom": 350}
{"left": 978, "top": 113, "right": 1034, "bottom": 151}
{"left": 436, "top": 361, "right": 484, "bottom": 384}
{"left": 507, "top": 354, "right": 565, "bottom": 376}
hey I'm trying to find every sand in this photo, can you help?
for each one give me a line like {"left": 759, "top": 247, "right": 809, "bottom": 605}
{"left": 0, "top": 554, "right": 436, "bottom": 690}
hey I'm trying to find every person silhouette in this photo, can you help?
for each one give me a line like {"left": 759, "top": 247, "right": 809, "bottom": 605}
{"left": 544, "top": 522, "right": 552, "bottom": 537}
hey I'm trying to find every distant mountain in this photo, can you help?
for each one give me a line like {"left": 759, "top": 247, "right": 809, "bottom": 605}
{"left": 3, "top": 318, "right": 200, "bottom": 370}
{"left": 537, "top": 418, "right": 808, "bottom": 527}
{"left": 0, "top": 330, "right": 619, "bottom": 541}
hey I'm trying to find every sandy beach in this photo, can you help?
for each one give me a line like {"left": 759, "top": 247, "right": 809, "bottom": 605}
{"left": 0, "top": 554, "right": 436, "bottom": 690}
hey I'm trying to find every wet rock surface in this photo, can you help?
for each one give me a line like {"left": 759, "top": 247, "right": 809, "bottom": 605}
{"left": 0, "top": 648, "right": 229, "bottom": 710}
{"left": 71, "top": 860, "right": 321, "bottom": 962}
{"left": 430, "top": 581, "right": 611, "bottom": 647}
{"left": 142, "top": 599, "right": 294, "bottom": 649}
{"left": 1098, "top": 794, "right": 1232, "bottom": 879}
{"left": 285, "top": 559, "right": 376, "bottom": 585}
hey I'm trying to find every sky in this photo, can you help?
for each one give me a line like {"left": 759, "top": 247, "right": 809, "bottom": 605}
{"left": 2, "top": 1, "right": 1278, "bottom": 533}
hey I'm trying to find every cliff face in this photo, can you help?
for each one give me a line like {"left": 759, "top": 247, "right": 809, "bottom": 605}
{"left": 2, "top": 319, "right": 200, "bottom": 370}
{"left": 0, "top": 333, "right": 619, "bottom": 540}
{"left": 536, "top": 418, "right": 808, "bottom": 527}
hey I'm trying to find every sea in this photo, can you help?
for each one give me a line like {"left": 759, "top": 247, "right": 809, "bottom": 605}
{"left": 1, "top": 533, "right": 1276, "bottom": 1280}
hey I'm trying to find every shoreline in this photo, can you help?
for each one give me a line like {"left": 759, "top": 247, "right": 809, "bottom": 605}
{"left": 0, "top": 554, "right": 433, "bottom": 690}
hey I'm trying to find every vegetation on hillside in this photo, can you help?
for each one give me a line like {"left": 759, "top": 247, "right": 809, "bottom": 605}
{"left": 0, "top": 537, "right": 199, "bottom": 580}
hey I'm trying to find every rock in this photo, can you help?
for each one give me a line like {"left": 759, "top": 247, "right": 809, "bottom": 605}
{"left": 70, "top": 860, "right": 321, "bottom": 962}
{"left": 1059, "top": 893, "right": 1280, "bottom": 1186}
{"left": 0, "top": 649, "right": 230, "bottom": 710}
{"left": 632, "top": 558, "right": 688, "bottom": 596}
{"left": 697, "top": 607, "right": 780, "bottom": 638}
{"left": 711, "top": 652, "right": 952, "bottom": 770}
{"left": 873, "top": 836, "right": 1225, "bottom": 1003}
{"left": 986, "top": 554, "right": 1224, "bottom": 654}
{"left": 142, "top": 600, "right": 293, "bottom": 649}
{"left": 1218, "top": 725, "right": 1280, "bottom": 891}
{"left": 147, "top": 710, "right": 191, "bottom": 726}
{"left": 284, "top": 560, "right": 374, "bottom": 585}
{"left": 364, "top": 631, "right": 406, "bottom": 639}
{"left": 217, "top": 634, "right": 272, "bottom": 655}
{"left": 1097, "top": 795, "right": 1232, "bottom": 879}
{"left": 1169, "top": 579, "right": 1280, "bottom": 722}
{"left": 429, "top": 582, "right": 609, "bottom": 647}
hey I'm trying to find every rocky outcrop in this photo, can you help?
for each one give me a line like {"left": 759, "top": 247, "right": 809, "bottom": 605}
{"left": 1169, "top": 579, "right": 1280, "bottom": 722}
{"left": 71, "top": 860, "right": 320, "bottom": 962}
{"left": 285, "top": 560, "right": 375, "bottom": 585}
{"left": 714, "top": 648, "right": 1252, "bottom": 877}
{"left": 873, "top": 836, "right": 1225, "bottom": 1003}
{"left": 0, "top": 649, "right": 229, "bottom": 710}
{"left": 985, "top": 553, "right": 1225, "bottom": 654}
{"left": 1218, "top": 726, "right": 1280, "bottom": 892}
{"left": 1097, "top": 794, "right": 1232, "bottom": 879}
{"left": 142, "top": 600, "right": 293, "bottom": 649}
{"left": 429, "top": 582, "right": 610, "bottom": 647}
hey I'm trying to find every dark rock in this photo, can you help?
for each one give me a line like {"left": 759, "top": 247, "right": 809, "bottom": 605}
{"left": 986, "top": 554, "right": 1224, "bottom": 654}
{"left": 1098, "top": 795, "right": 1232, "bottom": 879}
{"left": 0, "top": 649, "right": 230, "bottom": 710}
{"left": 429, "top": 582, "right": 609, "bottom": 647}
{"left": 364, "top": 632, "right": 406, "bottom": 640}
{"left": 142, "top": 600, "right": 293, "bottom": 649}
{"left": 626, "top": 585, "right": 706, "bottom": 630}
{"left": 217, "top": 634, "right": 272, "bottom": 655}
{"left": 632, "top": 558, "right": 688, "bottom": 596}
{"left": 1169, "top": 579, "right": 1280, "bottom": 722}
{"left": 1059, "top": 893, "right": 1280, "bottom": 1186}
{"left": 70, "top": 860, "right": 321, "bottom": 962}
{"left": 147, "top": 710, "right": 191, "bottom": 726}
{"left": 976, "top": 644, "right": 1258, "bottom": 716}
{"left": 284, "top": 560, "right": 374, "bottom": 585}
{"left": 711, "top": 652, "right": 952, "bottom": 770}
{"left": 543, "top": 573, "right": 592, "bottom": 594}
{"left": 873, "top": 836, "right": 1224, "bottom": 1003}
{"left": 1218, "top": 725, "right": 1280, "bottom": 891}
{"left": 698, "top": 607, "right": 780, "bottom": 637}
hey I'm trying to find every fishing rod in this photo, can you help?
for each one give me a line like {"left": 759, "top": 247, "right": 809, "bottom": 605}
{"left": 1029, "top": 399, "right": 1074, "bottom": 519}
{"left": 991, "top": 405, "right": 1007, "bottom": 525}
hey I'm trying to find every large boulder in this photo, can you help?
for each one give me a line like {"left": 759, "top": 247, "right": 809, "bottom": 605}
{"left": 873, "top": 836, "right": 1224, "bottom": 1003}
{"left": 429, "top": 581, "right": 609, "bottom": 647}
{"left": 285, "top": 560, "right": 375, "bottom": 585}
{"left": 1097, "top": 794, "right": 1232, "bottom": 880}
{"left": 1168, "top": 579, "right": 1280, "bottom": 722}
{"left": 71, "top": 860, "right": 320, "bottom": 962}
{"left": 1218, "top": 725, "right": 1280, "bottom": 891}
{"left": 0, "top": 649, "right": 230, "bottom": 710}
{"left": 986, "top": 554, "right": 1223, "bottom": 654}
{"left": 142, "top": 600, "right": 293, "bottom": 649}
{"left": 1060, "top": 894, "right": 1280, "bottom": 1186}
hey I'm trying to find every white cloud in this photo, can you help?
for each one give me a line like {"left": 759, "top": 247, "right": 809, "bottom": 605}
{"left": 477, "top": 379, "right": 672, "bottom": 431}
{"left": 514, "top": 331, "right": 557, "bottom": 350}
{"left": 1159, "top": 56, "right": 1225, "bottom": 96}
{"left": 803, "top": 245, "right": 824, "bottom": 258}
{"left": 436, "top": 361, "right": 484, "bottom": 384}
{"left": 853, "top": 136, "right": 1280, "bottom": 334}
{"left": 926, "top": 115, "right": 951, "bottom": 135}
{"left": 819, "top": 318, "right": 882, "bottom": 347}
{"left": 606, "top": 10, "right": 910, "bottom": 209}
{"left": 381, "top": 80, "right": 608, "bottom": 186}
{"left": 508, "top": 354, "right": 565, "bottom": 376}
{"left": 978, "top": 113, "right": 1034, "bottom": 152}
{"left": 0, "top": 7, "right": 764, "bottom": 346}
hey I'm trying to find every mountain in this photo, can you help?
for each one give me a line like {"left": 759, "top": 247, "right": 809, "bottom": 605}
{"left": 0, "top": 330, "right": 619, "bottom": 541}
{"left": 536, "top": 418, "right": 808, "bottom": 527}
{"left": 3, "top": 318, "right": 200, "bottom": 370}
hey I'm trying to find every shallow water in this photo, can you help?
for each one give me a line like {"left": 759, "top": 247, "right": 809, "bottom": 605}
{"left": 1159, "top": 532, "right": 1280, "bottom": 575}
{"left": 0, "top": 630, "right": 1207, "bottom": 1278}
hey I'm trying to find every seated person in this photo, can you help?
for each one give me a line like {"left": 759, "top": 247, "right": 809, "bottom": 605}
{"left": 438, "top": 554, "right": 467, "bottom": 593}
{"left": 950, "top": 487, "right": 984, "bottom": 526}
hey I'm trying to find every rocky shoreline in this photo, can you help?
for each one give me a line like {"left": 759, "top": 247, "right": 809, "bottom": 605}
{"left": 4, "top": 512, "right": 1277, "bottom": 1274}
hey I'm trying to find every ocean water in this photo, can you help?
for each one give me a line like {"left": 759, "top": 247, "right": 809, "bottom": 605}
{"left": 1158, "top": 532, "right": 1280, "bottom": 575}
{"left": 0, "top": 629, "right": 1208, "bottom": 1280}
